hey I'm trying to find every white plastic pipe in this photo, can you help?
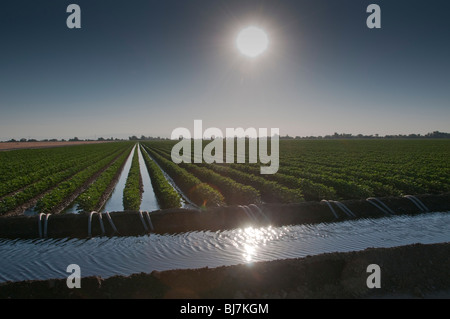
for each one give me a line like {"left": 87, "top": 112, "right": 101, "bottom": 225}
{"left": 366, "top": 198, "right": 390, "bottom": 215}
{"left": 144, "top": 211, "right": 154, "bottom": 231}
{"left": 139, "top": 211, "right": 149, "bottom": 232}
{"left": 367, "top": 197, "right": 395, "bottom": 215}
{"left": 44, "top": 214, "right": 51, "bottom": 238}
{"left": 104, "top": 212, "right": 118, "bottom": 234}
{"left": 88, "top": 211, "right": 96, "bottom": 238}
{"left": 332, "top": 201, "right": 356, "bottom": 218}
{"left": 404, "top": 195, "right": 429, "bottom": 212}
{"left": 38, "top": 213, "right": 45, "bottom": 238}
{"left": 321, "top": 200, "right": 339, "bottom": 219}
{"left": 248, "top": 204, "right": 270, "bottom": 223}
{"left": 239, "top": 205, "right": 257, "bottom": 223}
{"left": 98, "top": 212, "right": 105, "bottom": 235}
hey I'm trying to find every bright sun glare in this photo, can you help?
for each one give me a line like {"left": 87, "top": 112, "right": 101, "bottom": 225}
{"left": 236, "top": 26, "right": 269, "bottom": 58}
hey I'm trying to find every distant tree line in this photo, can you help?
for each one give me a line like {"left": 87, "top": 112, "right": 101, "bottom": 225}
{"left": 3, "top": 131, "right": 449, "bottom": 143}
{"left": 283, "top": 131, "right": 450, "bottom": 140}
{"left": 5, "top": 137, "right": 122, "bottom": 143}
{"left": 128, "top": 135, "right": 170, "bottom": 141}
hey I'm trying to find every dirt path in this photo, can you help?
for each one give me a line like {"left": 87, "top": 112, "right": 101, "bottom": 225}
{"left": 0, "top": 141, "right": 112, "bottom": 151}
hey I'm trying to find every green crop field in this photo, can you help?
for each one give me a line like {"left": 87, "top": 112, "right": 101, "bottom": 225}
{"left": 0, "top": 139, "right": 449, "bottom": 215}
{"left": 143, "top": 139, "right": 450, "bottom": 204}
{"left": 0, "top": 142, "right": 133, "bottom": 215}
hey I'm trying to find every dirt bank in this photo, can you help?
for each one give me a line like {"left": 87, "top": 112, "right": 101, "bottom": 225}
{"left": 0, "top": 242, "right": 449, "bottom": 299}
{"left": 0, "top": 141, "right": 112, "bottom": 151}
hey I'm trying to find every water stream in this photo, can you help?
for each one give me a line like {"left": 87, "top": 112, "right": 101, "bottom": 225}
{"left": 0, "top": 211, "right": 449, "bottom": 283}
{"left": 102, "top": 145, "right": 136, "bottom": 212}
{"left": 24, "top": 146, "right": 137, "bottom": 216}
{"left": 137, "top": 146, "right": 160, "bottom": 211}
{"left": 140, "top": 146, "right": 195, "bottom": 209}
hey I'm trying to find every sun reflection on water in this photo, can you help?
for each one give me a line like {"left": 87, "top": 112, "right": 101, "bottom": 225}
{"left": 238, "top": 226, "right": 280, "bottom": 263}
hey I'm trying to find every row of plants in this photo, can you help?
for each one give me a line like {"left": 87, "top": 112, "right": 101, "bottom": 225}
{"left": 122, "top": 147, "right": 143, "bottom": 211}
{"left": 279, "top": 166, "right": 373, "bottom": 199}
{"left": 0, "top": 147, "right": 80, "bottom": 183}
{"left": 206, "top": 164, "right": 304, "bottom": 203}
{"left": 147, "top": 144, "right": 303, "bottom": 204}
{"left": 142, "top": 145, "right": 224, "bottom": 207}
{"left": 228, "top": 164, "right": 338, "bottom": 201}
{"left": 280, "top": 139, "right": 450, "bottom": 197}
{"left": 149, "top": 141, "right": 401, "bottom": 201}
{"left": 141, "top": 139, "right": 450, "bottom": 203}
{"left": 140, "top": 145, "right": 181, "bottom": 209}
{"left": 181, "top": 163, "right": 260, "bottom": 205}
{"left": 0, "top": 145, "right": 130, "bottom": 215}
{"left": 34, "top": 147, "right": 130, "bottom": 214}
{"left": 76, "top": 147, "right": 132, "bottom": 212}
{"left": 279, "top": 160, "right": 433, "bottom": 198}
{"left": 280, "top": 159, "right": 420, "bottom": 197}
{"left": 0, "top": 143, "right": 128, "bottom": 197}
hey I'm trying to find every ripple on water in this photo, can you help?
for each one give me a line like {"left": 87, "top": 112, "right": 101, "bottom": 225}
{"left": 0, "top": 212, "right": 449, "bottom": 282}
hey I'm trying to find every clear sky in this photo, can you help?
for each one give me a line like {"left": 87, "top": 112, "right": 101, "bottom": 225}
{"left": 0, "top": 0, "right": 449, "bottom": 140}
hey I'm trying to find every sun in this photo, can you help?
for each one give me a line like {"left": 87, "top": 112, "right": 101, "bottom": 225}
{"left": 236, "top": 26, "right": 269, "bottom": 58}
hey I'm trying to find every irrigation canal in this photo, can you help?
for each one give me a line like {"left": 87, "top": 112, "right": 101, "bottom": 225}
{"left": 0, "top": 211, "right": 449, "bottom": 283}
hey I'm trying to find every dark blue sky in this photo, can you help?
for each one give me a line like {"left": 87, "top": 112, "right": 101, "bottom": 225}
{"left": 1, "top": 0, "right": 449, "bottom": 140}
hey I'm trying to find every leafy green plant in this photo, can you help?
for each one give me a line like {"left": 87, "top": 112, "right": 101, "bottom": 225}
{"left": 181, "top": 163, "right": 260, "bottom": 205}
{"left": 77, "top": 149, "right": 131, "bottom": 212}
{"left": 35, "top": 146, "right": 131, "bottom": 214}
{"left": 142, "top": 145, "right": 224, "bottom": 207}
{"left": 140, "top": 145, "right": 181, "bottom": 209}
{"left": 0, "top": 143, "right": 132, "bottom": 215}
{"left": 123, "top": 147, "right": 143, "bottom": 211}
